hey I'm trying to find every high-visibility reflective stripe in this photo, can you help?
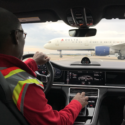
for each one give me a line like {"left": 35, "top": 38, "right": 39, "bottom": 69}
{"left": 39, "top": 84, "right": 44, "bottom": 88}
{"left": 12, "top": 78, "right": 44, "bottom": 108}
{"left": 0, "top": 67, "right": 25, "bottom": 79}
{"left": 4, "top": 69, "right": 25, "bottom": 79}
{"left": 13, "top": 81, "right": 25, "bottom": 106}
{"left": 22, "top": 78, "right": 44, "bottom": 85}
{"left": 0, "top": 67, "right": 20, "bottom": 76}
{"left": 20, "top": 84, "right": 29, "bottom": 114}
{"left": 17, "top": 83, "right": 26, "bottom": 110}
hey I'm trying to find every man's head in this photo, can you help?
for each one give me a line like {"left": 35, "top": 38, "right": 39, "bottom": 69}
{"left": 0, "top": 8, "right": 26, "bottom": 59}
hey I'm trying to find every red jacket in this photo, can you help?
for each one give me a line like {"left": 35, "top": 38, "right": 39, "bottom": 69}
{"left": 0, "top": 54, "right": 82, "bottom": 125}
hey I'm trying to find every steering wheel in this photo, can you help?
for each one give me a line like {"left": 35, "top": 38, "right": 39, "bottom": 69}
{"left": 22, "top": 54, "right": 54, "bottom": 94}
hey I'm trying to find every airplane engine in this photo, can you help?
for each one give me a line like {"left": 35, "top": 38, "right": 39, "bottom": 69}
{"left": 95, "top": 46, "right": 115, "bottom": 56}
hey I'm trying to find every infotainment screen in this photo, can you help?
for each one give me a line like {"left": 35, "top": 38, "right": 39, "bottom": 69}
{"left": 66, "top": 71, "right": 104, "bottom": 85}
{"left": 106, "top": 72, "right": 125, "bottom": 84}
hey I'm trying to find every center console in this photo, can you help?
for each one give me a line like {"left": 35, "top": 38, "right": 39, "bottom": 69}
{"left": 69, "top": 88, "right": 99, "bottom": 125}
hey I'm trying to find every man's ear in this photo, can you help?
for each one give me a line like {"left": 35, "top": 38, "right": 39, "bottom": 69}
{"left": 12, "top": 30, "right": 19, "bottom": 45}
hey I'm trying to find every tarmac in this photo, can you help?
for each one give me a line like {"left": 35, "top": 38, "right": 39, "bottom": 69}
{"left": 48, "top": 55, "right": 125, "bottom": 62}
{"left": 48, "top": 55, "right": 125, "bottom": 69}
{"left": 23, "top": 54, "right": 125, "bottom": 69}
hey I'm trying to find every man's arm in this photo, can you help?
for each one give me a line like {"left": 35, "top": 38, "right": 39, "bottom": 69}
{"left": 24, "top": 58, "right": 38, "bottom": 72}
{"left": 24, "top": 84, "right": 87, "bottom": 125}
{"left": 24, "top": 52, "right": 50, "bottom": 72}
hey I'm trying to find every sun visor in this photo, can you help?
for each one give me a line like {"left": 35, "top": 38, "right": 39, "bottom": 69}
{"left": 18, "top": 17, "right": 40, "bottom": 22}
{"left": 15, "top": 10, "right": 60, "bottom": 23}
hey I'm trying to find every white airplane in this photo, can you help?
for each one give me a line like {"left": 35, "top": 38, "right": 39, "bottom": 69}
{"left": 44, "top": 37, "right": 125, "bottom": 59}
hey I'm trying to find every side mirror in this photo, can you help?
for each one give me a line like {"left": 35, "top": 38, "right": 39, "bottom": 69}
{"left": 69, "top": 28, "right": 97, "bottom": 37}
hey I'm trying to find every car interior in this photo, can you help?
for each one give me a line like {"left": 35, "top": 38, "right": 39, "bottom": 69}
{"left": 1, "top": 0, "right": 125, "bottom": 125}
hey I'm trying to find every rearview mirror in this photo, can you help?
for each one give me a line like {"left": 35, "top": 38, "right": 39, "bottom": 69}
{"left": 69, "top": 28, "right": 97, "bottom": 37}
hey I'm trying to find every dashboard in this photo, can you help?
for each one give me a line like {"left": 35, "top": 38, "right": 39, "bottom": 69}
{"left": 37, "top": 61, "right": 125, "bottom": 125}
{"left": 38, "top": 63, "right": 125, "bottom": 86}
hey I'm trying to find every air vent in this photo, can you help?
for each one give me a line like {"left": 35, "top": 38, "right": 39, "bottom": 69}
{"left": 70, "top": 88, "right": 98, "bottom": 96}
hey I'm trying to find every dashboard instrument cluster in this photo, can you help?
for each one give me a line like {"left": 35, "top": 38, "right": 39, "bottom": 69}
{"left": 38, "top": 65, "right": 62, "bottom": 78}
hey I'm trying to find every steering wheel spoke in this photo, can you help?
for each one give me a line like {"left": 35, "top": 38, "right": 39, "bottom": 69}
{"left": 35, "top": 71, "right": 50, "bottom": 83}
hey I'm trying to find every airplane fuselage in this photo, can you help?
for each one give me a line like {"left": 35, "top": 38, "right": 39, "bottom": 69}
{"left": 44, "top": 37, "right": 124, "bottom": 50}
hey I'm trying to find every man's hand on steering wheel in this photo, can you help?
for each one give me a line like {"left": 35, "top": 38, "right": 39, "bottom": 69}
{"left": 23, "top": 53, "right": 54, "bottom": 94}
{"left": 33, "top": 52, "right": 50, "bottom": 65}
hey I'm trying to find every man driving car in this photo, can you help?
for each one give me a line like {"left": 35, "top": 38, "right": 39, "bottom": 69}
{"left": 0, "top": 7, "right": 88, "bottom": 125}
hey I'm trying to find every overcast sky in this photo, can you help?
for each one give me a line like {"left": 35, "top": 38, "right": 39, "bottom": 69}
{"left": 22, "top": 19, "right": 125, "bottom": 54}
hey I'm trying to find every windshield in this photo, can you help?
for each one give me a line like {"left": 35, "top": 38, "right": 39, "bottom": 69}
{"left": 22, "top": 19, "right": 125, "bottom": 62}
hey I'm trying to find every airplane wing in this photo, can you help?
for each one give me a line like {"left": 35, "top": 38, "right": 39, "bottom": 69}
{"left": 111, "top": 43, "right": 125, "bottom": 50}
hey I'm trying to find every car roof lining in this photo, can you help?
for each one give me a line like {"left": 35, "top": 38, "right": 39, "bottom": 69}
{"left": 1, "top": 0, "right": 125, "bottom": 25}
